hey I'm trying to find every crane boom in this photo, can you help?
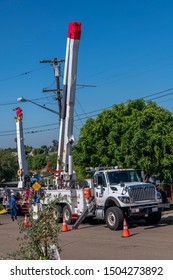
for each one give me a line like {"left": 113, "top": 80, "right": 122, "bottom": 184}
{"left": 57, "top": 22, "right": 81, "bottom": 181}
{"left": 15, "top": 107, "right": 28, "bottom": 188}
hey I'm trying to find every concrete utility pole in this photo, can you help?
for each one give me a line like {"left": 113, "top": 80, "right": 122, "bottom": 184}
{"left": 40, "top": 58, "right": 65, "bottom": 124}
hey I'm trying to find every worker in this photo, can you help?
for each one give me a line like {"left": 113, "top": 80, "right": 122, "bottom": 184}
{"left": 8, "top": 192, "right": 17, "bottom": 221}
{"left": 33, "top": 190, "right": 41, "bottom": 204}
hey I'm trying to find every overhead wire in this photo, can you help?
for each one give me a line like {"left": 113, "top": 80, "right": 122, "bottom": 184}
{"left": 0, "top": 65, "right": 49, "bottom": 82}
{"left": 1, "top": 87, "right": 173, "bottom": 135}
{"left": 0, "top": 42, "right": 173, "bottom": 142}
{"left": 0, "top": 127, "right": 58, "bottom": 137}
{"left": 148, "top": 92, "right": 173, "bottom": 101}
{"left": 80, "top": 42, "right": 173, "bottom": 87}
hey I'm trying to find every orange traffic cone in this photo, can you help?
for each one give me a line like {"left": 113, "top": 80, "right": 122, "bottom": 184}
{"left": 61, "top": 217, "right": 69, "bottom": 232}
{"left": 24, "top": 214, "right": 29, "bottom": 228}
{"left": 122, "top": 218, "right": 130, "bottom": 237}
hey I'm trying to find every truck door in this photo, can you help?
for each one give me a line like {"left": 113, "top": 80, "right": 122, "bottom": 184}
{"left": 94, "top": 173, "right": 108, "bottom": 206}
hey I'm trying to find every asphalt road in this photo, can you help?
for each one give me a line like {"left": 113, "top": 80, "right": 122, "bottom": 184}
{"left": 0, "top": 210, "right": 173, "bottom": 260}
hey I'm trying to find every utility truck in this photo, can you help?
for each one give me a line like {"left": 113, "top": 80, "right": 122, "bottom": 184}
{"left": 43, "top": 166, "right": 169, "bottom": 230}
{"left": 41, "top": 22, "right": 169, "bottom": 230}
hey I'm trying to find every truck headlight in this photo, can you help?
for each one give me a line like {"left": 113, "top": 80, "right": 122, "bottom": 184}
{"left": 118, "top": 196, "right": 130, "bottom": 203}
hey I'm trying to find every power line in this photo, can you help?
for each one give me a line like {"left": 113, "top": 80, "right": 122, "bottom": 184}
{"left": 0, "top": 65, "right": 48, "bottom": 82}
{"left": 1, "top": 87, "right": 173, "bottom": 130}
{"left": 148, "top": 92, "right": 173, "bottom": 101}
{"left": 0, "top": 121, "right": 80, "bottom": 136}
{"left": 74, "top": 109, "right": 84, "bottom": 126}
{"left": 1, "top": 87, "right": 173, "bottom": 140}
{"left": 1, "top": 86, "right": 172, "bottom": 107}
{"left": 142, "top": 88, "right": 173, "bottom": 99}
{"left": 0, "top": 127, "right": 58, "bottom": 137}
{"left": 0, "top": 122, "right": 58, "bottom": 134}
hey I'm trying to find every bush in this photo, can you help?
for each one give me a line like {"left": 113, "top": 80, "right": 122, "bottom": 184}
{"left": 2, "top": 198, "right": 61, "bottom": 260}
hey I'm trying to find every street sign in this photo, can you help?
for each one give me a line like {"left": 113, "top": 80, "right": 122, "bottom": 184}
{"left": 32, "top": 182, "right": 41, "bottom": 191}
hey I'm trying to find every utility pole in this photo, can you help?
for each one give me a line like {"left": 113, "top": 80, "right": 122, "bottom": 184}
{"left": 40, "top": 58, "right": 65, "bottom": 124}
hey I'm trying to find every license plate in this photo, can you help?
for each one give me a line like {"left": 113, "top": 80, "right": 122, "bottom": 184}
{"left": 131, "top": 208, "right": 139, "bottom": 213}
{"left": 152, "top": 207, "right": 158, "bottom": 212}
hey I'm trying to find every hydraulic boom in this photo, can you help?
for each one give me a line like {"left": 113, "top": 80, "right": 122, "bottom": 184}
{"left": 57, "top": 22, "right": 81, "bottom": 182}
{"left": 15, "top": 107, "right": 28, "bottom": 188}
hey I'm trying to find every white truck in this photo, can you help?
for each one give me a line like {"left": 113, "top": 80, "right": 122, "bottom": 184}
{"left": 42, "top": 166, "right": 169, "bottom": 230}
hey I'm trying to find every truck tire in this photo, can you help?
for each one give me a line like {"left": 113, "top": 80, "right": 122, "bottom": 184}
{"left": 105, "top": 206, "right": 124, "bottom": 230}
{"left": 53, "top": 205, "right": 63, "bottom": 223}
{"left": 145, "top": 212, "right": 162, "bottom": 225}
{"left": 63, "top": 205, "right": 72, "bottom": 224}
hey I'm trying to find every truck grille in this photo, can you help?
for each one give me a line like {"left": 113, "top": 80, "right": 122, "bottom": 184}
{"left": 128, "top": 184, "right": 156, "bottom": 202}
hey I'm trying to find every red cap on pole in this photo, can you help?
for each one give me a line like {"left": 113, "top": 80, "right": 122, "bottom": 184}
{"left": 68, "top": 22, "right": 81, "bottom": 40}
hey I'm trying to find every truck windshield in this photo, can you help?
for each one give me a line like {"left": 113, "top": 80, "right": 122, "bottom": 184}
{"left": 107, "top": 170, "right": 140, "bottom": 185}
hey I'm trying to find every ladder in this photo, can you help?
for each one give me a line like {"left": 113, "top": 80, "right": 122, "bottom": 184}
{"left": 72, "top": 198, "right": 96, "bottom": 229}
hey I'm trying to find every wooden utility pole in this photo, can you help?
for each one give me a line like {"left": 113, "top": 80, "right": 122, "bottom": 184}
{"left": 40, "top": 58, "right": 65, "bottom": 124}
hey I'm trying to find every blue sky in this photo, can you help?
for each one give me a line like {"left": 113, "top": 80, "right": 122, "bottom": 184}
{"left": 0, "top": 0, "right": 173, "bottom": 148}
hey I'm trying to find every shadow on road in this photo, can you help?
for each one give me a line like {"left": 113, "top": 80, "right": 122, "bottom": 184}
{"left": 126, "top": 215, "right": 173, "bottom": 231}
{"left": 143, "top": 216, "right": 173, "bottom": 230}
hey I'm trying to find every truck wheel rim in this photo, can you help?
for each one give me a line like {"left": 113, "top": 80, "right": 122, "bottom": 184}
{"left": 64, "top": 210, "right": 69, "bottom": 220}
{"left": 108, "top": 212, "right": 115, "bottom": 226}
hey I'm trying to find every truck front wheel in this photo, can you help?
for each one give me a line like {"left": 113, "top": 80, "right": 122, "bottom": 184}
{"left": 145, "top": 212, "right": 162, "bottom": 225}
{"left": 105, "top": 207, "right": 124, "bottom": 230}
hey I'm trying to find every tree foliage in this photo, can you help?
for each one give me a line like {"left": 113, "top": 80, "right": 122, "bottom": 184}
{"left": 73, "top": 99, "right": 173, "bottom": 181}
{"left": 0, "top": 149, "right": 18, "bottom": 182}
{"left": 51, "top": 140, "right": 58, "bottom": 152}
{"left": 31, "top": 154, "right": 47, "bottom": 171}
{"left": 0, "top": 144, "right": 57, "bottom": 182}
{"left": 48, "top": 153, "right": 58, "bottom": 170}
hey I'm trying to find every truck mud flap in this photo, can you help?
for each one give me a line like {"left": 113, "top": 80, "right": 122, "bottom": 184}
{"left": 72, "top": 207, "right": 89, "bottom": 229}
{"left": 72, "top": 199, "right": 96, "bottom": 229}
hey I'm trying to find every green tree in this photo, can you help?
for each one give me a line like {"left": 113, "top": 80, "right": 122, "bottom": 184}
{"left": 26, "top": 154, "right": 34, "bottom": 171}
{"left": 0, "top": 149, "right": 18, "bottom": 181}
{"left": 73, "top": 99, "right": 173, "bottom": 181}
{"left": 24, "top": 145, "right": 33, "bottom": 155}
{"left": 48, "top": 153, "right": 58, "bottom": 170}
{"left": 32, "top": 146, "right": 48, "bottom": 156}
{"left": 52, "top": 140, "right": 58, "bottom": 152}
{"left": 0, "top": 142, "right": 58, "bottom": 181}
{"left": 32, "top": 154, "right": 47, "bottom": 171}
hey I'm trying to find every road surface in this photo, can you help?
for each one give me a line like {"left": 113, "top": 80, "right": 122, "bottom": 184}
{"left": 0, "top": 210, "right": 173, "bottom": 260}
